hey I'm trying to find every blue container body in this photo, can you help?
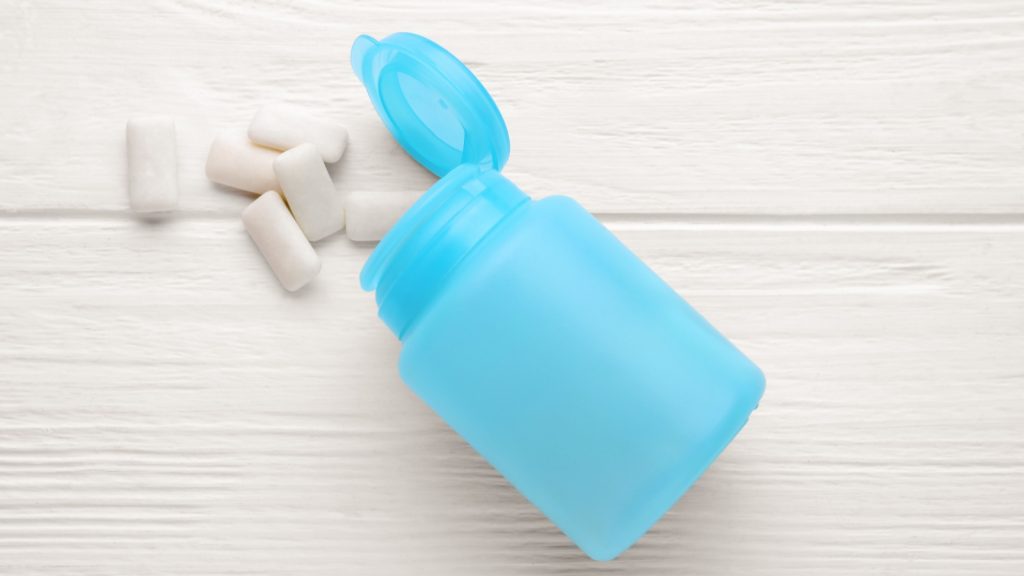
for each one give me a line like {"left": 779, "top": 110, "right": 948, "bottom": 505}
{"left": 363, "top": 168, "right": 764, "bottom": 560}
{"left": 353, "top": 33, "right": 765, "bottom": 560}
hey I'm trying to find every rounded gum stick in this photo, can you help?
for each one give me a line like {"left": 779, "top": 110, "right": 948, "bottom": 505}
{"left": 273, "top": 143, "right": 345, "bottom": 241}
{"left": 205, "top": 130, "right": 280, "bottom": 193}
{"left": 249, "top": 103, "right": 348, "bottom": 163}
{"left": 127, "top": 116, "right": 178, "bottom": 213}
{"left": 242, "top": 191, "right": 321, "bottom": 292}
{"left": 345, "top": 191, "right": 419, "bottom": 242}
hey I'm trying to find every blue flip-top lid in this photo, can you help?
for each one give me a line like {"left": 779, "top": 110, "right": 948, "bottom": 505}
{"left": 351, "top": 33, "right": 510, "bottom": 177}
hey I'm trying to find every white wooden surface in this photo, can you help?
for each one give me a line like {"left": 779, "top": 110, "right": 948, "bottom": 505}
{"left": 1, "top": 1, "right": 1023, "bottom": 574}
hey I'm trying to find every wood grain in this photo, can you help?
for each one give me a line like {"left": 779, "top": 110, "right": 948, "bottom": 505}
{"left": 1, "top": 1, "right": 1023, "bottom": 214}
{"left": 2, "top": 0, "right": 1023, "bottom": 574}
{"left": 1, "top": 218, "right": 1022, "bottom": 574}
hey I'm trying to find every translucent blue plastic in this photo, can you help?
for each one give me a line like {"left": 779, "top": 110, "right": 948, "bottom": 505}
{"left": 353, "top": 33, "right": 765, "bottom": 561}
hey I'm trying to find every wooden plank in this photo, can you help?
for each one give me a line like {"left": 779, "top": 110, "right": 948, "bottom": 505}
{"left": 1, "top": 1, "right": 1024, "bottom": 214}
{"left": 0, "top": 217, "right": 1021, "bottom": 574}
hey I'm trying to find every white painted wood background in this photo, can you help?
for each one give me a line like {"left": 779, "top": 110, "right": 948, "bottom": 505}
{"left": 1, "top": 1, "right": 1023, "bottom": 574}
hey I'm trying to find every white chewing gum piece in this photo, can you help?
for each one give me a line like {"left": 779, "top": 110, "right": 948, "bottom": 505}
{"left": 242, "top": 191, "right": 321, "bottom": 292}
{"left": 127, "top": 116, "right": 178, "bottom": 214}
{"left": 345, "top": 191, "right": 420, "bottom": 242}
{"left": 205, "top": 130, "right": 280, "bottom": 193}
{"left": 273, "top": 143, "right": 345, "bottom": 241}
{"left": 248, "top": 103, "right": 349, "bottom": 163}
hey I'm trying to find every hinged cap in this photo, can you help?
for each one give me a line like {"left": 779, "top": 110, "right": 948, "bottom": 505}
{"left": 351, "top": 33, "right": 510, "bottom": 177}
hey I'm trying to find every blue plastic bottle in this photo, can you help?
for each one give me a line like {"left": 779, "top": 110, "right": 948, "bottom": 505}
{"left": 352, "top": 33, "right": 765, "bottom": 561}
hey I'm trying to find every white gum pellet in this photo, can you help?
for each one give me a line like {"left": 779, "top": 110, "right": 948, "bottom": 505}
{"left": 248, "top": 103, "right": 349, "bottom": 163}
{"left": 273, "top": 143, "right": 345, "bottom": 241}
{"left": 127, "top": 116, "right": 178, "bottom": 213}
{"left": 345, "top": 191, "right": 419, "bottom": 242}
{"left": 205, "top": 130, "right": 280, "bottom": 193}
{"left": 242, "top": 191, "right": 321, "bottom": 292}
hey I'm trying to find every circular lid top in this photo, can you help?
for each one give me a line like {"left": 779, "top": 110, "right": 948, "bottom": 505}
{"left": 351, "top": 33, "right": 510, "bottom": 177}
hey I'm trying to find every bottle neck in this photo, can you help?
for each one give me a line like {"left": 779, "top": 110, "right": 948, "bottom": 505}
{"left": 361, "top": 165, "right": 529, "bottom": 338}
